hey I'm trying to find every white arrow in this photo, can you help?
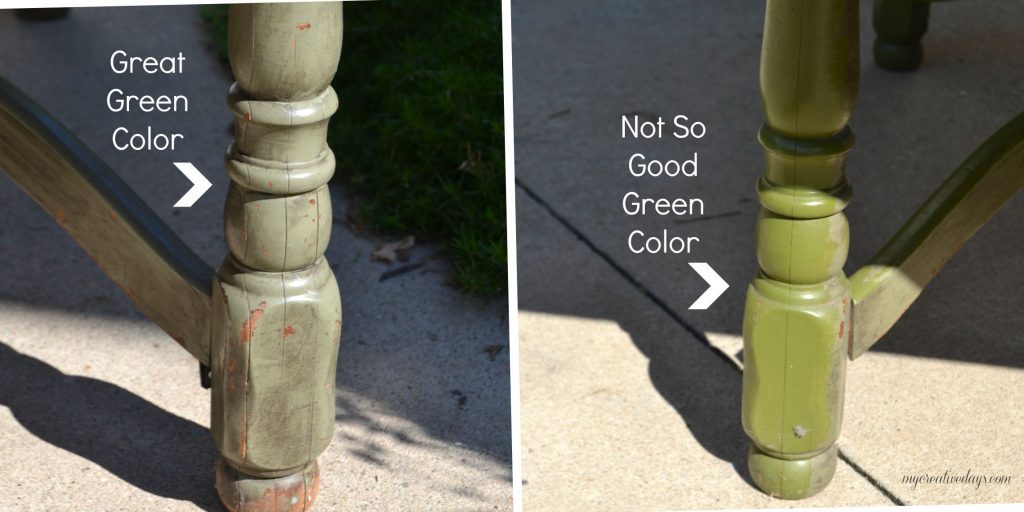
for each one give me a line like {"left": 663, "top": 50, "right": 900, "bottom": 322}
{"left": 688, "top": 262, "right": 728, "bottom": 310}
{"left": 173, "top": 162, "right": 212, "bottom": 207}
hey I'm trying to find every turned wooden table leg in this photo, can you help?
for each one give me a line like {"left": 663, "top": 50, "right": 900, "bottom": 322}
{"left": 210, "top": 3, "right": 343, "bottom": 511}
{"left": 874, "top": 0, "right": 930, "bottom": 70}
{"left": 741, "top": 0, "right": 859, "bottom": 499}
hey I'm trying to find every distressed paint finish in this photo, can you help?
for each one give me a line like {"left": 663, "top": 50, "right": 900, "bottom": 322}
{"left": 849, "top": 111, "right": 1024, "bottom": 358}
{"left": 741, "top": 0, "right": 858, "bottom": 499}
{"left": 211, "top": 3, "right": 343, "bottom": 509}
{"left": 216, "top": 458, "right": 320, "bottom": 512}
{"left": 0, "top": 76, "right": 213, "bottom": 363}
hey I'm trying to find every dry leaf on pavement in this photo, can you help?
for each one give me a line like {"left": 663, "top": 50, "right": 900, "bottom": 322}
{"left": 372, "top": 235, "right": 415, "bottom": 263}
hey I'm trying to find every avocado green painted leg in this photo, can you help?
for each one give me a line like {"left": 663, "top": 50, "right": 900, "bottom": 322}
{"left": 874, "top": 0, "right": 930, "bottom": 71}
{"left": 211, "top": 3, "right": 344, "bottom": 511}
{"left": 742, "top": 0, "right": 859, "bottom": 499}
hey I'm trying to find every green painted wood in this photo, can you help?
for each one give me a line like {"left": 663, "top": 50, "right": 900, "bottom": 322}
{"left": 216, "top": 458, "right": 320, "bottom": 512}
{"left": 849, "top": 111, "right": 1024, "bottom": 359}
{"left": 0, "top": 75, "right": 213, "bottom": 364}
{"left": 742, "top": 0, "right": 859, "bottom": 500}
{"left": 873, "top": 0, "right": 930, "bottom": 71}
{"left": 211, "top": 3, "right": 343, "bottom": 509}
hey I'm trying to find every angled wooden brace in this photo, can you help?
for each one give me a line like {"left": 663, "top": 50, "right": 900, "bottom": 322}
{"left": 0, "top": 76, "right": 213, "bottom": 363}
{"left": 859, "top": 0, "right": 1024, "bottom": 357}
{"left": 849, "top": 112, "right": 1024, "bottom": 358}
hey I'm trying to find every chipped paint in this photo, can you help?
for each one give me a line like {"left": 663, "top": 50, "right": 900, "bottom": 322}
{"left": 240, "top": 301, "right": 268, "bottom": 343}
{"left": 216, "top": 459, "right": 320, "bottom": 512}
{"left": 211, "top": 5, "right": 343, "bottom": 505}
{"left": 226, "top": 355, "right": 239, "bottom": 393}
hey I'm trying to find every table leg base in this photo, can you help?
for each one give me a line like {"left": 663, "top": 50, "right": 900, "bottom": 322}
{"left": 747, "top": 444, "right": 837, "bottom": 500}
{"left": 215, "top": 458, "right": 320, "bottom": 512}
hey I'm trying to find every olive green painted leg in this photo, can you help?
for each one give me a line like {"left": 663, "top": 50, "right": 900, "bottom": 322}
{"left": 211, "top": 3, "right": 343, "bottom": 511}
{"left": 742, "top": 0, "right": 859, "bottom": 500}
{"left": 874, "top": 0, "right": 930, "bottom": 71}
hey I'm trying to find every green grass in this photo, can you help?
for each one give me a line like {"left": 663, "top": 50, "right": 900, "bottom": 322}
{"left": 201, "top": 3, "right": 507, "bottom": 295}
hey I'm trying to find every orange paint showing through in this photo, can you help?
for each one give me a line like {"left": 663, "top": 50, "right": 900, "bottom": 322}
{"left": 108, "top": 212, "right": 118, "bottom": 221}
{"left": 237, "top": 466, "right": 319, "bottom": 512}
{"left": 296, "top": 22, "right": 312, "bottom": 30}
{"left": 240, "top": 301, "right": 268, "bottom": 343}
{"left": 838, "top": 321, "right": 845, "bottom": 338}
{"left": 282, "top": 325, "right": 296, "bottom": 338}
{"left": 308, "top": 199, "right": 316, "bottom": 205}
{"left": 243, "top": 112, "right": 252, "bottom": 121}
{"left": 54, "top": 208, "right": 68, "bottom": 225}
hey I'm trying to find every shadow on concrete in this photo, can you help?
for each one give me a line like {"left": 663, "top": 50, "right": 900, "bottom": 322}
{"left": 329, "top": 273, "right": 513, "bottom": 470}
{"left": 514, "top": 206, "right": 754, "bottom": 486}
{"left": 620, "top": 314, "right": 754, "bottom": 488}
{"left": 0, "top": 341, "right": 221, "bottom": 511}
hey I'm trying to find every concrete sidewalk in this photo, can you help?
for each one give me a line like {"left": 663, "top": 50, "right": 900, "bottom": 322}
{"left": 0, "top": 6, "right": 510, "bottom": 511}
{"left": 514, "top": 0, "right": 1024, "bottom": 509}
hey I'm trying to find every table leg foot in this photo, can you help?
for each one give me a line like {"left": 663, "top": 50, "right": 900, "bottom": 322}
{"left": 216, "top": 458, "right": 320, "bottom": 512}
{"left": 748, "top": 444, "right": 837, "bottom": 500}
{"left": 874, "top": 0, "right": 930, "bottom": 71}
